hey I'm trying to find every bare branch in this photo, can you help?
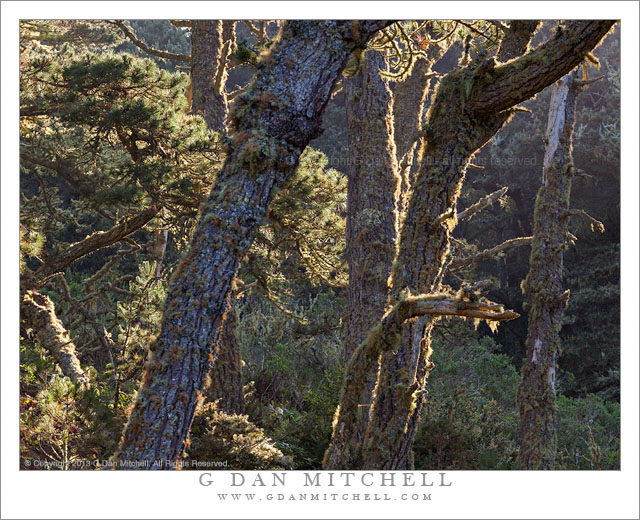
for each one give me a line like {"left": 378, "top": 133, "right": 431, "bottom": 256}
{"left": 457, "top": 186, "right": 508, "bottom": 221}
{"left": 109, "top": 20, "right": 191, "bottom": 63}
{"left": 34, "top": 205, "right": 159, "bottom": 285}
{"left": 450, "top": 236, "right": 533, "bottom": 270}
{"left": 170, "top": 20, "right": 192, "bottom": 28}
{"left": 563, "top": 209, "right": 605, "bottom": 233}
{"left": 22, "top": 289, "right": 89, "bottom": 384}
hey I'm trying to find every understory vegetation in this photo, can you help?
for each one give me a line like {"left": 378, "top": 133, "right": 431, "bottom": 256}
{"left": 19, "top": 19, "right": 620, "bottom": 471}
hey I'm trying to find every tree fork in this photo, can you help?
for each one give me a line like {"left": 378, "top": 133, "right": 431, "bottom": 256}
{"left": 358, "top": 20, "right": 613, "bottom": 471}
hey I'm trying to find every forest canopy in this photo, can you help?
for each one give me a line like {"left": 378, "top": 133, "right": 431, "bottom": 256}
{"left": 18, "top": 19, "right": 620, "bottom": 473}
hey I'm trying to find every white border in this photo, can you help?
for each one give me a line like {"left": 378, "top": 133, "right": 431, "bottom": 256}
{"left": 2, "top": 2, "right": 638, "bottom": 519}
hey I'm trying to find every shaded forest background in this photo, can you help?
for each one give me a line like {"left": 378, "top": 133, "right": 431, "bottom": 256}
{"left": 19, "top": 20, "right": 620, "bottom": 470}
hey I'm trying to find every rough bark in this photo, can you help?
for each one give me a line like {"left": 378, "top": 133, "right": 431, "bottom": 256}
{"left": 344, "top": 50, "right": 399, "bottom": 362}
{"left": 497, "top": 21, "right": 543, "bottom": 63}
{"left": 21, "top": 289, "right": 89, "bottom": 384}
{"left": 356, "top": 20, "right": 613, "bottom": 470}
{"left": 189, "top": 20, "right": 246, "bottom": 415}
{"left": 113, "top": 20, "right": 391, "bottom": 468}
{"left": 190, "top": 20, "right": 233, "bottom": 131}
{"left": 393, "top": 31, "right": 453, "bottom": 202}
{"left": 517, "top": 70, "right": 583, "bottom": 469}
{"left": 325, "top": 49, "right": 399, "bottom": 469}
{"left": 470, "top": 21, "right": 615, "bottom": 114}
{"left": 326, "top": 33, "right": 454, "bottom": 470}
{"left": 205, "top": 294, "right": 244, "bottom": 414}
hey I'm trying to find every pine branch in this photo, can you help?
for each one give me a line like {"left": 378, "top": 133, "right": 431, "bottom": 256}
{"left": 21, "top": 150, "right": 95, "bottom": 196}
{"left": 34, "top": 205, "right": 159, "bottom": 285}
{"left": 109, "top": 20, "right": 191, "bottom": 63}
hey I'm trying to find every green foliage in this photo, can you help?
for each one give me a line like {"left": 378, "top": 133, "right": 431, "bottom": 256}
{"left": 115, "top": 20, "right": 190, "bottom": 72}
{"left": 413, "top": 321, "right": 620, "bottom": 470}
{"left": 20, "top": 375, "right": 126, "bottom": 469}
{"left": 561, "top": 243, "right": 620, "bottom": 399}
{"left": 414, "top": 324, "right": 520, "bottom": 469}
{"left": 237, "top": 294, "right": 345, "bottom": 469}
{"left": 555, "top": 394, "right": 620, "bottom": 469}
{"left": 187, "top": 405, "right": 293, "bottom": 470}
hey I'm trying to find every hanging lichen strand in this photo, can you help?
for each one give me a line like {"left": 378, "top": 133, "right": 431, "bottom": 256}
{"left": 113, "top": 20, "right": 392, "bottom": 468}
{"left": 354, "top": 20, "right": 613, "bottom": 470}
{"left": 517, "top": 69, "right": 592, "bottom": 470}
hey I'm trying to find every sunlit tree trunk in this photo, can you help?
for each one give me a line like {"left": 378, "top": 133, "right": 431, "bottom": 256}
{"left": 189, "top": 20, "right": 245, "bottom": 414}
{"left": 517, "top": 69, "right": 586, "bottom": 469}
{"left": 326, "top": 20, "right": 613, "bottom": 470}
{"left": 113, "top": 20, "right": 392, "bottom": 468}
{"left": 324, "top": 49, "right": 399, "bottom": 469}
{"left": 190, "top": 20, "right": 235, "bottom": 131}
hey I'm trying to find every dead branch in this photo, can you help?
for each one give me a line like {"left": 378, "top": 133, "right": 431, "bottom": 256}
{"left": 450, "top": 236, "right": 532, "bottom": 270}
{"left": 563, "top": 209, "right": 605, "bottom": 233}
{"left": 21, "top": 289, "right": 89, "bottom": 384}
{"left": 109, "top": 20, "right": 191, "bottom": 63}
{"left": 458, "top": 186, "right": 508, "bottom": 221}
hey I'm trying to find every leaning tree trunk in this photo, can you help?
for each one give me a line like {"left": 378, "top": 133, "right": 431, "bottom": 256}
{"left": 190, "top": 20, "right": 245, "bottom": 414}
{"left": 324, "top": 49, "right": 400, "bottom": 470}
{"left": 393, "top": 27, "right": 453, "bottom": 203}
{"left": 517, "top": 69, "right": 585, "bottom": 469}
{"left": 113, "top": 20, "right": 392, "bottom": 468}
{"left": 326, "top": 20, "right": 613, "bottom": 470}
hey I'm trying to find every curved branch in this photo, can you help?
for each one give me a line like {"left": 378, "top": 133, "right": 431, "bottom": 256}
{"left": 109, "top": 20, "right": 191, "bottom": 63}
{"left": 469, "top": 20, "right": 616, "bottom": 114}
{"left": 34, "top": 205, "right": 159, "bottom": 285}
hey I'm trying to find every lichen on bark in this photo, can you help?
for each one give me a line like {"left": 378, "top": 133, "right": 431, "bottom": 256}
{"left": 337, "top": 20, "right": 614, "bottom": 471}
{"left": 113, "top": 20, "right": 392, "bottom": 468}
{"left": 517, "top": 69, "right": 589, "bottom": 470}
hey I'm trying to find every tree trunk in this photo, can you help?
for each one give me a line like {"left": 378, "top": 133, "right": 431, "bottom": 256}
{"left": 326, "top": 31, "right": 454, "bottom": 471}
{"left": 113, "top": 20, "right": 391, "bottom": 468}
{"left": 327, "top": 20, "right": 613, "bottom": 470}
{"left": 190, "top": 21, "right": 233, "bottom": 131}
{"left": 324, "top": 49, "right": 399, "bottom": 470}
{"left": 517, "top": 70, "right": 582, "bottom": 469}
{"left": 393, "top": 29, "right": 452, "bottom": 203}
{"left": 205, "top": 293, "right": 244, "bottom": 414}
{"left": 190, "top": 20, "right": 245, "bottom": 415}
